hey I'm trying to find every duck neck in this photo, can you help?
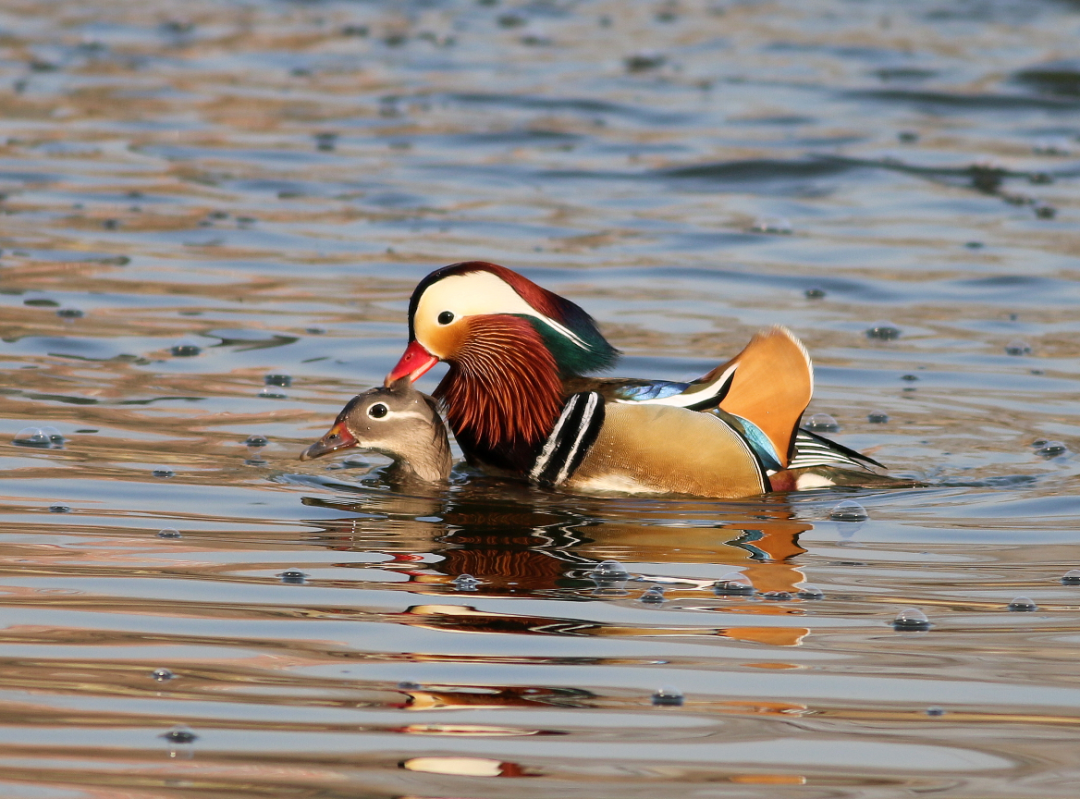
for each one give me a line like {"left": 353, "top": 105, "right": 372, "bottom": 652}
{"left": 435, "top": 315, "right": 565, "bottom": 474}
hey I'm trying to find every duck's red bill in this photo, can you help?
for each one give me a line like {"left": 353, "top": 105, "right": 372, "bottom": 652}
{"left": 387, "top": 340, "right": 438, "bottom": 383}
{"left": 299, "top": 422, "right": 357, "bottom": 461}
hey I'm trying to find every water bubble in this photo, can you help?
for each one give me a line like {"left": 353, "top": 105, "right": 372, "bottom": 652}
{"left": 763, "top": 590, "right": 793, "bottom": 601}
{"left": 245, "top": 435, "right": 269, "bottom": 447}
{"left": 40, "top": 426, "right": 64, "bottom": 444}
{"left": 170, "top": 341, "right": 201, "bottom": 357}
{"left": 713, "top": 571, "right": 754, "bottom": 596}
{"left": 804, "top": 413, "right": 839, "bottom": 433}
{"left": 804, "top": 287, "right": 826, "bottom": 299}
{"left": 651, "top": 686, "right": 684, "bottom": 706}
{"left": 1061, "top": 570, "right": 1080, "bottom": 586}
{"left": 258, "top": 387, "right": 287, "bottom": 399}
{"left": 397, "top": 680, "right": 421, "bottom": 691}
{"left": 161, "top": 726, "right": 197, "bottom": 745}
{"left": 866, "top": 323, "right": 901, "bottom": 340}
{"left": 13, "top": 427, "right": 50, "bottom": 448}
{"left": 452, "top": 573, "right": 479, "bottom": 591}
{"left": 152, "top": 668, "right": 175, "bottom": 682}
{"left": 797, "top": 585, "right": 824, "bottom": 600}
{"left": 1007, "top": 596, "right": 1038, "bottom": 612}
{"left": 589, "top": 560, "right": 629, "bottom": 583}
{"left": 48, "top": 504, "right": 70, "bottom": 514}
{"left": 750, "top": 216, "right": 793, "bottom": 235}
{"left": 829, "top": 500, "right": 868, "bottom": 522}
{"left": 263, "top": 374, "right": 292, "bottom": 387}
{"left": 1035, "top": 441, "right": 1067, "bottom": 459}
{"left": 925, "top": 706, "right": 945, "bottom": 717}
{"left": 625, "top": 51, "right": 666, "bottom": 72}
{"left": 1005, "top": 339, "right": 1032, "bottom": 356}
{"left": 640, "top": 586, "right": 666, "bottom": 604}
{"left": 868, "top": 411, "right": 889, "bottom": 424}
{"left": 279, "top": 569, "right": 308, "bottom": 584}
{"left": 157, "top": 527, "right": 182, "bottom": 539}
{"left": 56, "top": 307, "right": 84, "bottom": 318}
{"left": 901, "top": 373, "right": 919, "bottom": 382}
{"left": 152, "top": 468, "right": 175, "bottom": 479}
{"left": 893, "top": 608, "right": 931, "bottom": 631}
{"left": 1031, "top": 439, "right": 1048, "bottom": 448}
{"left": 1033, "top": 138, "right": 1071, "bottom": 156}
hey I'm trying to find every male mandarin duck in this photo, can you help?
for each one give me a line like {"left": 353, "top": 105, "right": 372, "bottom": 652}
{"left": 301, "top": 378, "right": 452, "bottom": 484}
{"left": 385, "top": 261, "right": 884, "bottom": 499}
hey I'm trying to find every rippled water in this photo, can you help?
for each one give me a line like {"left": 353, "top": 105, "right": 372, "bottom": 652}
{"left": 1, "top": 0, "right": 1079, "bottom": 796}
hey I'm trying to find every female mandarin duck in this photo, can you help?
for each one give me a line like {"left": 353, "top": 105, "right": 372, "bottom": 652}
{"left": 301, "top": 378, "right": 452, "bottom": 484}
{"left": 386, "top": 261, "right": 883, "bottom": 499}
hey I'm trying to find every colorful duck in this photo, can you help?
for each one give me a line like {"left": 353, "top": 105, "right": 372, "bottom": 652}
{"left": 385, "top": 261, "right": 882, "bottom": 499}
{"left": 301, "top": 378, "right": 452, "bottom": 484}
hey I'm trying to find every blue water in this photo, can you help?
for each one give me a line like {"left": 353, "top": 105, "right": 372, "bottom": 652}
{"left": 0, "top": 0, "right": 1079, "bottom": 796}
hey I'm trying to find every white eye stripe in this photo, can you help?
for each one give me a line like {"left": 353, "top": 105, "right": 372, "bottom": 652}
{"left": 416, "top": 271, "right": 590, "bottom": 351}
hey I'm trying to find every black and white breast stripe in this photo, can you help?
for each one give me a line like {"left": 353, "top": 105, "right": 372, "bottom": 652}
{"left": 529, "top": 392, "right": 605, "bottom": 487}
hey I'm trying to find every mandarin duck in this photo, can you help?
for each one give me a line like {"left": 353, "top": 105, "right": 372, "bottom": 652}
{"left": 301, "top": 378, "right": 452, "bottom": 483}
{"left": 386, "top": 261, "right": 884, "bottom": 499}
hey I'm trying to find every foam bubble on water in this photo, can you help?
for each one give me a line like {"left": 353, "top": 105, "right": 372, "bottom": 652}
{"left": 161, "top": 725, "right": 197, "bottom": 745}
{"left": 152, "top": 468, "right": 175, "bottom": 478}
{"left": 170, "top": 341, "right": 201, "bottom": 357}
{"left": 763, "top": 590, "right": 793, "bottom": 601}
{"left": 1035, "top": 441, "right": 1068, "bottom": 459}
{"left": 749, "top": 216, "right": 793, "bottom": 235}
{"left": 1007, "top": 596, "right": 1038, "bottom": 612}
{"left": 829, "top": 500, "right": 868, "bottom": 522}
{"left": 1005, "top": 339, "right": 1032, "bottom": 356}
{"left": 797, "top": 585, "right": 824, "bottom": 600}
{"left": 804, "top": 287, "right": 826, "bottom": 299}
{"left": 397, "top": 680, "right": 421, "bottom": 691}
{"left": 1060, "top": 570, "right": 1080, "bottom": 586}
{"left": 866, "top": 322, "right": 901, "bottom": 340}
{"left": 152, "top": 667, "right": 175, "bottom": 682}
{"left": 157, "top": 527, "right": 182, "bottom": 539}
{"left": 48, "top": 504, "right": 70, "bottom": 513}
{"left": 264, "top": 373, "right": 292, "bottom": 387}
{"left": 893, "top": 607, "right": 931, "bottom": 631}
{"left": 640, "top": 585, "right": 666, "bottom": 604}
{"left": 804, "top": 413, "right": 839, "bottom": 432}
{"left": 713, "top": 571, "right": 754, "bottom": 596}
{"left": 452, "top": 573, "right": 479, "bottom": 591}
{"left": 868, "top": 411, "right": 889, "bottom": 424}
{"left": 13, "top": 427, "right": 50, "bottom": 448}
{"left": 925, "top": 706, "right": 946, "bottom": 717}
{"left": 651, "top": 686, "right": 684, "bottom": 706}
{"left": 589, "top": 560, "right": 629, "bottom": 584}
{"left": 278, "top": 570, "right": 308, "bottom": 584}
{"left": 245, "top": 435, "right": 269, "bottom": 447}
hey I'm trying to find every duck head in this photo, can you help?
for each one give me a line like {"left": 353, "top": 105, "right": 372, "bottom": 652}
{"left": 387, "top": 262, "right": 619, "bottom": 463}
{"left": 300, "top": 377, "right": 452, "bottom": 483}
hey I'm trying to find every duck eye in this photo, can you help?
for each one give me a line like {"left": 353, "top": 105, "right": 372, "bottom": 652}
{"left": 368, "top": 403, "right": 388, "bottom": 419}
{"left": 437, "top": 311, "right": 454, "bottom": 325}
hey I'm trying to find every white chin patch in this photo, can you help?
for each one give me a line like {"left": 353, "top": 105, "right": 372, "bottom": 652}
{"left": 795, "top": 472, "right": 836, "bottom": 490}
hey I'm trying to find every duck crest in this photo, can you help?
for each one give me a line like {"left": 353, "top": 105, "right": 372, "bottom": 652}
{"left": 410, "top": 261, "right": 619, "bottom": 375}
{"left": 435, "top": 314, "right": 565, "bottom": 472}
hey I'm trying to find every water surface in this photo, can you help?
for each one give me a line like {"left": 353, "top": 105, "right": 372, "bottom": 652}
{"left": 1, "top": 0, "right": 1079, "bottom": 796}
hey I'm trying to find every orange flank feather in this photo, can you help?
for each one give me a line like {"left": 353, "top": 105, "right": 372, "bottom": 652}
{"left": 715, "top": 326, "right": 813, "bottom": 468}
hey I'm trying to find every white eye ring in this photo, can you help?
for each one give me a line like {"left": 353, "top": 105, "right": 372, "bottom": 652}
{"left": 368, "top": 403, "right": 388, "bottom": 419}
{"left": 437, "top": 311, "right": 455, "bottom": 325}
